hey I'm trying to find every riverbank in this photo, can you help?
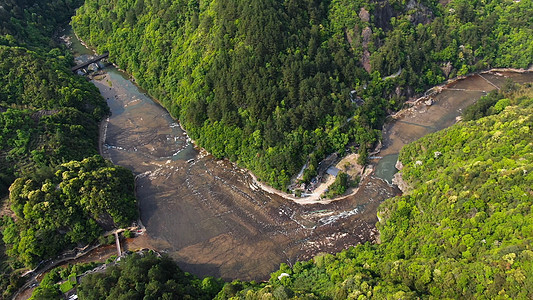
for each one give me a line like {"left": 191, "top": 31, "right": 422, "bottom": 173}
{"left": 392, "top": 66, "right": 533, "bottom": 119}
{"left": 13, "top": 233, "right": 158, "bottom": 300}
{"left": 71, "top": 34, "right": 382, "bottom": 205}
{"left": 378, "top": 66, "right": 533, "bottom": 188}
{"left": 246, "top": 153, "right": 372, "bottom": 205}
{"left": 246, "top": 66, "right": 533, "bottom": 203}
{"left": 84, "top": 58, "right": 393, "bottom": 280}
{"left": 72, "top": 22, "right": 531, "bottom": 205}
{"left": 92, "top": 57, "right": 532, "bottom": 206}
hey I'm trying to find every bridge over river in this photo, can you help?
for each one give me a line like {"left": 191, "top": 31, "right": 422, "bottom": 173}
{"left": 71, "top": 52, "right": 109, "bottom": 73}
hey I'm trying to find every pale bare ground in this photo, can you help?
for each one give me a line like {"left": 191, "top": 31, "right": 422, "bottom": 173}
{"left": 394, "top": 67, "right": 533, "bottom": 119}
{"left": 96, "top": 73, "right": 112, "bottom": 158}
{"left": 248, "top": 153, "right": 369, "bottom": 205}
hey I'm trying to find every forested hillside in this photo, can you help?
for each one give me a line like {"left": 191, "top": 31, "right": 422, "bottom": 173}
{"left": 72, "top": 0, "right": 532, "bottom": 188}
{"left": 0, "top": 46, "right": 107, "bottom": 195}
{"left": 0, "top": 1, "right": 137, "bottom": 297}
{"left": 76, "top": 252, "right": 223, "bottom": 300}
{"left": 210, "top": 84, "right": 533, "bottom": 298}
{"left": 0, "top": 0, "right": 84, "bottom": 47}
{"left": 0, "top": 0, "right": 108, "bottom": 196}
{"left": 28, "top": 251, "right": 223, "bottom": 299}
{"left": 3, "top": 155, "right": 137, "bottom": 268}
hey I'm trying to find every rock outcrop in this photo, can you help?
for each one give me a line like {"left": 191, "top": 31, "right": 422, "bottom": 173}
{"left": 392, "top": 159, "right": 409, "bottom": 193}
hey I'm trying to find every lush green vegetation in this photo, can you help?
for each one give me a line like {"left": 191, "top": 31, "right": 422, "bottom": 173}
{"left": 76, "top": 252, "right": 223, "bottom": 300}
{"left": 325, "top": 172, "right": 349, "bottom": 198}
{"left": 28, "top": 86, "right": 533, "bottom": 299}
{"left": 0, "top": 3, "right": 108, "bottom": 197}
{"left": 30, "top": 261, "right": 100, "bottom": 299}
{"left": 212, "top": 85, "right": 533, "bottom": 298}
{"left": 73, "top": 0, "right": 532, "bottom": 189}
{"left": 0, "top": 1, "right": 135, "bottom": 298}
{"left": 2, "top": 0, "right": 529, "bottom": 298}
{"left": 0, "top": 46, "right": 108, "bottom": 196}
{"left": 2, "top": 155, "right": 137, "bottom": 268}
{"left": 0, "top": 0, "right": 85, "bottom": 48}
{"left": 462, "top": 79, "right": 517, "bottom": 122}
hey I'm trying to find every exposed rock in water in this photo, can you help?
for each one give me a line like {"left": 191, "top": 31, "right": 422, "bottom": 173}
{"left": 395, "top": 160, "right": 404, "bottom": 171}
{"left": 392, "top": 171, "right": 409, "bottom": 193}
{"left": 392, "top": 160, "right": 409, "bottom": 193}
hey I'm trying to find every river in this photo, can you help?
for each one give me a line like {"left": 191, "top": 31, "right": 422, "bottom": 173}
{"left": 374, "top": 70, "right": 533, "bottom": 183}
{"left": 67, "top": 28, "right": 533, "bottom": 281}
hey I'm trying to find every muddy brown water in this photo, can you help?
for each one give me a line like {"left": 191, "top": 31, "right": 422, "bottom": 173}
{"left": 70, "top": 29, "right": 532, "bottom": 281}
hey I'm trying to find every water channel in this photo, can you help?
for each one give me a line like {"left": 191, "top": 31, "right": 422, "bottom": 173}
{"left": 68, "top": 28, "right": 533, "bottom": 281}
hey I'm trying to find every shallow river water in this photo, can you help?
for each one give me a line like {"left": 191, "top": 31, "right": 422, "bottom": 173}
{"left": 69, "top": 29, "right": 532, "bottom": 280}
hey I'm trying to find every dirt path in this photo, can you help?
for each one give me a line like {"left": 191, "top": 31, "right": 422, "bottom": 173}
{"left": 248, "top": 153, "right": 369, "bottom": 205}
{"left": 247, "top": 172, "right": 338, "bottom": 205}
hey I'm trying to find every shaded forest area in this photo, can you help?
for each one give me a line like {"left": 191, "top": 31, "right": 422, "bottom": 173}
{"left": 0, "top": 0, "right": 108, "bottom": 196}
{"left": 73, "top": 0, "right": 532, "bottom": 189}
{"left": 76, "top": 252, "right": 223, "bottom": 300}
{"left": 29, "top": 251, "right": 223, "bottom": 299}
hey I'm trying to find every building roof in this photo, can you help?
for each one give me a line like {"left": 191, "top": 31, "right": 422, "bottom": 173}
{"left": 326, "top": 167, "right": 340, "bottom": 177}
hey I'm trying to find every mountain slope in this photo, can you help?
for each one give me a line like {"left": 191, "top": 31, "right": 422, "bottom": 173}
{"left": 72, "top": 0, "right": 533, "bottom": 189}
{"left": 0, "top": 1, "right": 136, "bottom": 297}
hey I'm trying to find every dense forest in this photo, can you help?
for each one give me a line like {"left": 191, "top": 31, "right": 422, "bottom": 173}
{"left": 0, "top": 0, "right": 108, "bottom": 196}
{"left": 2, "top": 0, "right": 531, "bottom": 298}
{"left": 3, "top": 155, "right": 137, "bottom": 268}
{"left": 77, "top": 252, "right": 223, "bottom": 300}
{"left": 72, "top": 0, "right": 532, "bottom": 189}
{"left": 0, "top": 0, "right": 137, "bottom": 298}
{"left": 31, "top": 84, "right": 533, "bottom": 299}
{"left": 28, "top": 252, "right": 223, "bottom": 299}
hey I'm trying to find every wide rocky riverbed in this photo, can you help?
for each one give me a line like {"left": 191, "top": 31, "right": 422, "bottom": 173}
{"left": 94, "top": 69, "right": 395, "bottom": 280}
{"left": 71, "top": 50, "right": 395, "bottom": 281}
{"left": 70, "top": 28, "right": 533, "bottom": 281}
